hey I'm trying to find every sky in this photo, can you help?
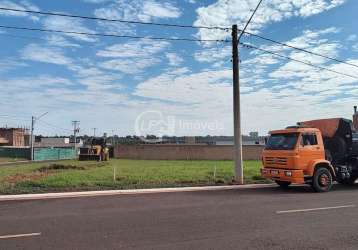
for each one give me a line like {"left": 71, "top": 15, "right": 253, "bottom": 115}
{"left": 0, "top": 0, "right": 357, "bottom": 137}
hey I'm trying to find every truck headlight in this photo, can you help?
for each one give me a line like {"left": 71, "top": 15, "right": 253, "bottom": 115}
{"left": 284, "top": 171, "right": 292, "bottom": 177}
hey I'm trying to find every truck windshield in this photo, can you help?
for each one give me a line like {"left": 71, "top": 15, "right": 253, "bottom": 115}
{"left": 265, "top": 133, "right": 299, "bottom": 150}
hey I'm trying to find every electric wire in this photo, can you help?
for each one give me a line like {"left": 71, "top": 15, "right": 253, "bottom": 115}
{"left": 240, "top": 42, "right": 358, "bottom": 80}
{"left": 0, "top": 7, "right": 229, "bottom": 30}
{"left": 0, "top": 24, "right": 230, "bottom": 43}
{"left": 1, "top": 7, "right": 357, "bottom": 68}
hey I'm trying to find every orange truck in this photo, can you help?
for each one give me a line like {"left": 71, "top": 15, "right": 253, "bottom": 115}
{"left": 261, "top": 110, "right": 358, "bottom": 192}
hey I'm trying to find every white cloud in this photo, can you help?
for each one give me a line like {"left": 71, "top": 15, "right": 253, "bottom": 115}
{"left": 244, "top": 27, "right": 341, "bottom": 78}
{"left": 0, "top": 0, "right": 40, "bottom": 21}
{"left": 81, "top": 0, "right": 110, "bottom": 3}
{"left": 1, "top": 75, "right": 73, "bottom": 92}
{"left": 0, "top": 58, "right": 27, "bottom": 73}
{"left": 97, "top": 39, "right": 169, "bottom": 58}
{"left": 21, "top": 44, "right": 72, "bottom": 65}
{"left": 194, "top": 0, "right": 346, "bottom": 41}
{"left": 134, "top": 69, "right": 232, "bottom": 104}
{"left": 46, "top": 35, "right": 81, "bottom": 48}
{"left": 100, "top": 58, "right": 160, "bottom": 74}
{"left": 78, "top": 75, "right": 123, "bottom": 91}
{"left": 194, "top": 46, "right": 231, "bottom": 63}
{"left": 95, "top": 0, "right": 181, "bottom": 23}
{"left": 347, "top": 34, "right": 357, "bottom": 41}
{"left": 170, "top": 67, "right": 191, "bottom": 75}
{"left": 142, "top": 1, "right": 181, "bottom": 19}
{"left": 93, "top": 0, "right": 181, "bottom": 35}
{"left": 97, "top": 39, "right": 169, "bottom": 74}
{"left": 353, "top": 44, "right": 358, "bottom": 52}
{"left": 286, "top": 27, "right": 340, "bottom": 48}
{"left": 133, "top": 69, "right": 233, "bottom": 135}
{"left": 43, "top": 16, "right": 96, "bottom": 42}
{"left": 166, "top": 53, "right": 184, "bottom": 66}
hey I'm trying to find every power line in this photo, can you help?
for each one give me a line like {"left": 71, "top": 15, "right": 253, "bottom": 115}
{"left": 0, "top": 32, "right": 45, "bottom": 41}
{"left": 0, "top": 32, "right": 231, "bottom": 62}
{"left": 0, "top": 7, "right": 229, "bottom": 31}
{"left": 1, "top": 7, "right": 356, "bottom": 69}
{"left": 240, "top": 42, "right": 358, "bottom": 80}
{"left": 0, "top": 24, "right": 230, "bottom": 43}
{"left": 238, "top": 0, "right": 264, "bottom": 41}
{"left": 37, "top": 120, "right": 73, "bottom": 132}
{"left": 241, "top": 30, "right": 358, "bottom": 69}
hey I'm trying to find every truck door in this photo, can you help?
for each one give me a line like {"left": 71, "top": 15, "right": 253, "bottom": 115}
{"left": 298, "top": 133, "right": 323, "bottom": 170}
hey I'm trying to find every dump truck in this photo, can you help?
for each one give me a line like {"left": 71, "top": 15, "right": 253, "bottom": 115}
{"left": 261, "top": 107, "right": 358, "bottom": 192}
{"left": 79, "top": 138, "right": 110, "bottom": 161}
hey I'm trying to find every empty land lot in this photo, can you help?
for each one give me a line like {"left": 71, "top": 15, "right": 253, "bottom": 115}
{"left": 0, "top": 159, "right": 267, "bottom": 194}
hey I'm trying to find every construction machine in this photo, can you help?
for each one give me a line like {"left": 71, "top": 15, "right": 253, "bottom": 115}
{"left": 79, "top": 138, "right": 110, "bottom": 161}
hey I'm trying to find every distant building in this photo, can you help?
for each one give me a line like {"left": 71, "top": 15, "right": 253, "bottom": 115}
{"left": 184, "top": 136, "right": 196, "bottom": 144}
{"left": 35, "top": 137, "right": 83, "bottom": 148}
{"left": 111, "top": 134, "right": 267, "bottom": 145}
{"left": 0, "top": 128, "right": 27, "bottom": 147}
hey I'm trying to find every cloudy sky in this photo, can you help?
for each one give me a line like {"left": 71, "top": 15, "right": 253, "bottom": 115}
{"left": 0, "top": 0, "right": 357, "bottom": 136}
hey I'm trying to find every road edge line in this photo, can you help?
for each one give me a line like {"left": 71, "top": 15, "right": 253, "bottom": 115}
{"left": 276, "top": 204, "right": 356, "bottom": 214}
{"left": 0, "top": 232, "right": 41, "bottom": 239}
{"left": 0, "top": 184, "right": 276, "bottom": 201}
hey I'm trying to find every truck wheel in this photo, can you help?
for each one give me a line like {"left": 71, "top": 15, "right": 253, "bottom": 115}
{"left": 312, "top": 168, "right": 333, "bottom": 192}
{"left": 275, "top": 180, "right": 291, "bottom": 188}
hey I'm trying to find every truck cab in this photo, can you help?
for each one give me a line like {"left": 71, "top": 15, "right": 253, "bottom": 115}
{"left": 261, "top": 118, "right": 358, "bottom": 192}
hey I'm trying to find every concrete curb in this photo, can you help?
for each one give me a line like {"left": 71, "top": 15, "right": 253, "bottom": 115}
{"left": 0, "top": 184, "right": 276, "bottom": 201}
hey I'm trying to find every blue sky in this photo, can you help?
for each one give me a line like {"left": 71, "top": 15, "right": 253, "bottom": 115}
{"left": 0, "top": 0, "right": 357, "bottom": 137}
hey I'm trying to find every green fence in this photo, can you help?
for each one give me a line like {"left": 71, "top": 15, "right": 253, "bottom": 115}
{"left": 0, "top": 147, "right": 75, "bottom": 161}
{"left": 0, "top": 147, "right": 30, "bottom": 159}
{"left": 34, "top": 148, "right": 76, "bottom": 161}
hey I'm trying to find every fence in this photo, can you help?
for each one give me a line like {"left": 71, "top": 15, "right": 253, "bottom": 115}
{"left": 0, "top": 147, "right": 30, "bottom": 159}
{"left": 0, "top": 147, "right": 75, "bottom": 161}
{"left": 114, "top": 144, "right": 264, "bottom": 161}
{"left": 33, "top": 147, "right": 75, "bottom": 161}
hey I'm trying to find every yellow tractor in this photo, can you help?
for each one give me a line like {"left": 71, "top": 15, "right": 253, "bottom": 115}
{"left": 79, "top": 138, "right": 110, "bottom": 161}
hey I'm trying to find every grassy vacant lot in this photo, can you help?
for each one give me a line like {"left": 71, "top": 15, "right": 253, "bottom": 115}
{"left": 0, "top": 159, "right": 268, "bottom": 194}
{"left": 0, "top": 157, "right": 27, "bottom": 163}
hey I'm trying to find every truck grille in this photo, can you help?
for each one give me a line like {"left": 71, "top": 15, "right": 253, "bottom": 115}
{"left": 265, "top": 157, "right": 288, "bottom": 167}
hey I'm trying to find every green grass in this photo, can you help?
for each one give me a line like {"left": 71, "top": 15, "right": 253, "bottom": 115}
{"left": 0, "top": 157, "right": 27, "bottom": 163}
{"left": 0, "top": 159, "right": 269, "bottom": 194}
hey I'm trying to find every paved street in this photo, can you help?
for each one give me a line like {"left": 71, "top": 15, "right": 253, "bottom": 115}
{"left": 1, "top": 185, "right": 358, "bottom": 250}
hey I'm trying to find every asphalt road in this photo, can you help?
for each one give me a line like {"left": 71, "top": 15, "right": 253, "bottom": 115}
{"left": 1, "top": 185, "right": 358, "bottom": 250}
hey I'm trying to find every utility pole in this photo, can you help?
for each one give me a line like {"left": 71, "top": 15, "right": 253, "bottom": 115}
{"left": 232, "top": 0, "right": 264, "bottom": 184}
{"left": 232, "top": 24, "right": 243, "bottom": 184}
{"left": 72, "top": 121, "right": 80, "bottom": 158}
{"left": 92, "top": 128, "right": 97, "bottom": 137}
{"left": 30, "top": 112, "right": 48, "bottom": 161}
{"left": 30, "top": 116, "right": 35, "bottom": 161}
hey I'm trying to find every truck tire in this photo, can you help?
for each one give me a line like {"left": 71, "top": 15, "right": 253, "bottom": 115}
{"left": 312, "top": 167, "right": 333, "bottom": 192}
{"left": 275, "top": 180, "right": 291, "bottom": 188}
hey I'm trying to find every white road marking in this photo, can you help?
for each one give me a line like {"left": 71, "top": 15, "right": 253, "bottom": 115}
{"left": 0, "top": 232, "right": 41, "bottom": 240}
{"left": 276, "top": 205, "right": 356, "bottom": 214}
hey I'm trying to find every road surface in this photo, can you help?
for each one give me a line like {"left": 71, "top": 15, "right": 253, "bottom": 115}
{"left": 1, "top": 185, "right": 358, "bottom": 249}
